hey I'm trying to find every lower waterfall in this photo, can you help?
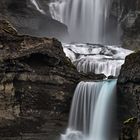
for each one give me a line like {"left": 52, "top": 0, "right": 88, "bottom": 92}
{"left": 61, "top": 80, "right": 117, "bottom": 140}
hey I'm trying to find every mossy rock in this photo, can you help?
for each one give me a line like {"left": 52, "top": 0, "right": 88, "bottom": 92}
{"left": 0, "top": 19, "right": 17, "bottom": 35}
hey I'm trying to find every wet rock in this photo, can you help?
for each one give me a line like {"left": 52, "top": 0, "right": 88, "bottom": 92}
{"left": 0, "top": 19, "right": 104, "bottom": 139}
{"left": 0, "top": 0, "right": 68, "bottom": 41}
{"left": 108, "top": 75, "right": 117, "bottom": 79}
{"left": 120, "top": 118, "right": 138, "bottom": 140}
{"left": 80, "top": 72, "right": 106, "bottom": 81}
{"left": 0, "top": 18, "right": 77, "bottom": 138}
{"left": 118, "top": 51, "right": 140, "bottom": 139}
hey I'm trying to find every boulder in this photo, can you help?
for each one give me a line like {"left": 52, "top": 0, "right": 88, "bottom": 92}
{"left": 118, "top": 51, "right": 140, "bottom": 140}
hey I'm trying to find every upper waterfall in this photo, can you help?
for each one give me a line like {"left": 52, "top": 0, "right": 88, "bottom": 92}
{"left": 49, "top": 0, "right": 121, "bottom": 44}
{"left": 30, "top": 0, "right": 46, "bottom": 14}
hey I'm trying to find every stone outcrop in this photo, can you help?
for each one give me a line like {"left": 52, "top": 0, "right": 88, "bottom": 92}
{"left": 0, "top": 19, "right": 77, "bottom": 139}
{"left": 0, "top": 0, "right": 68, "bottom": 41}
{"left": 114, "top": 1, "right": 140, "bottom": 139}
{"left": 117, "top": 51, "right": 140, "bottom": 140}
{"left": 0, "top": 19, "right": 104, "bottom": 140}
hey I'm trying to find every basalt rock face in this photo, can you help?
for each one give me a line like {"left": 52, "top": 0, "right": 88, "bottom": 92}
{"left": 118, "top": 51, "right": 140, "bottom": 140}
{"left": 0, "top": 19, "right": 78, "bottom": 139}
{"left": 0, "top": 19, "right": 105, "bottom": 140}
{"left": 0, "top": 0, "right": 68, "bottom": 41}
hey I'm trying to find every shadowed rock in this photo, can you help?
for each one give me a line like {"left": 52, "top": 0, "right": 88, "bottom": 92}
{"left": 118, "top": 51, "right": 140, "bottom": 140}
{"left": 0, "top": 19, "right": 105, "bottom": 139}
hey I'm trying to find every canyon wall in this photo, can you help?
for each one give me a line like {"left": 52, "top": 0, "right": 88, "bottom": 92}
{"left": 0, "top": 19, "right": 104, "bottom": 140}
{"left": 0, "top": 19, "right": 77, "bottom": 139}
{"left": 0, "top": 0, "right": 68, "bottom": 41}
{"left": 118, "top": 50, "right": 140, "bottom": 140}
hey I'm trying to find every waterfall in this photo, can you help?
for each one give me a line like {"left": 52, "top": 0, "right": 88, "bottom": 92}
{"left": 63, "top": 43, "right": 133, "bottom": 77}
{"left": 30, "top": 0, "right": 46, "bottom": 14}
{"left": 60, "top": 43, "right": 132, "bottom": 140}
{"left": 48, "top": 1, "right": 133, "bottom": 140}
{"left": 62, "top": 80, "right": 117, "bottom": 140}
{"left": 68, "top": 82, "right": 103, "bottom": 134}
{"left": 49, "top": 0, "right": 113, "bottom": 44}
{"left": 89, "top": 80, "right": 116, "bottom": 140}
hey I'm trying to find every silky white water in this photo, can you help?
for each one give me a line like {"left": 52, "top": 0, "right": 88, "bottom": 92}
{"left": 68, "top": 82, "right": 102, "bottom": 134}
{"left": 89, "top": 80, "right": 116, "bottom": 140}
{"left": 49, "top": 0, "right": 114, "bottom": 43}
{"left": 48, "top": 0, "right": 133, "bottom": 140}
{"left": 60, "top": 43, "right": 132, "bottom": 140}
{"left": 30, "top": 0, "right": 46, "bottom": 14}
{"left": 63, "top": 43, "right": 133, "bottom": 77}
{"left": 61, "top": 80, "right": 117, "bottom": 140}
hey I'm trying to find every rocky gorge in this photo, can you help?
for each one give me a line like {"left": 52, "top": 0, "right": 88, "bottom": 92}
{"left": 0, "top": 0, "right": 140, "bottom": 140}
{"left": 118, "top": 50, "right": 140, "bottom": 140}
{"left": 0, "top": 0, "right": 68, "bottom": 41}
{"left": 0, "top": 18, "right": 105, "bottom": 140}
{"left": 0, "top": 19, "right": 77, "bottom": 139}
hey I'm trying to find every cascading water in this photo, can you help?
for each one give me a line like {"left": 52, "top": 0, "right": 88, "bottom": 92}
{"left": 68, "top": 82, "right": 102, "bottom": 134}
{"left": 30, "top": 0, "right": 46, "bottom": 14}
{"left": 48, "top": 0, "right": 133, "bottom": 140}
{"left": 49, "top": 0, "right": 121, "bottom": 44}
{"left": 63, "top": 43, "right": 132, "bottom": 77}
{"left": 89, "top": 80, "right": 116, "bottom": 140}
{"left": 62, "top": 80, "right": 117, "bottom": 140}
{"left": 59, "top": 43, "right": 132, "bottom": 140}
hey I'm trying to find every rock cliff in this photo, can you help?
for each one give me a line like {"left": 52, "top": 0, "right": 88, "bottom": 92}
{"left": 0, "top": 19, "right": 104, "bottom": 140}
{"left": 0, "top": 18, "right": 78, "bottom": 139}
{"left": 0, "top": 0, "right": 68, "bottom": 41}
{"left": 118, "top": 51, "right": 140, "bottom": 140}
{"left": 117, "top": 1, "right": 140, "bottom": 138}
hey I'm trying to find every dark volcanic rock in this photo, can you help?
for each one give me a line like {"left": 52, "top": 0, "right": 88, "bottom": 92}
{"left": 118, "top": 51, "right": 140, "bottom": 83}
{"left": 0, "top": 19, "right": 104, "bottom": 140}
{"left": 0, "top": 19, "right": 77, "bottom": 139}
{"left": 0, "top": 0, "right": 68, "bottom": 41}
{"left": 117, "top": 51, "right": 140, "bottom": 140}
{"left": 0, "top": 20, "right": 75, "bottom": 137}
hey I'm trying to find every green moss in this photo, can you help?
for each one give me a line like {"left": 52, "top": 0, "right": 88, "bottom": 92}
{"left": 123, "top": 117, "right": 137, "bottom": 124}
{"left": 134, "top": 49, "right": 140, "bottom": 53}
{"left": 0, "top": 59, "right": 4, "bottom": 63}
{"left": 1, "top": 19, "right": 17, "bottom": 35}
{"left": 63, "top": 57, "right": 76, "bottom": 69}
